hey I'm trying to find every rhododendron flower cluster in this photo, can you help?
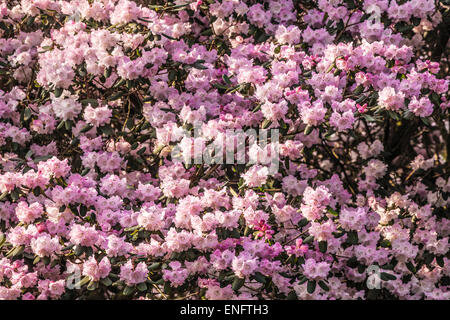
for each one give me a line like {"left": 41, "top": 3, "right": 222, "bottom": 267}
{"left": 0, "top": 0, "right": 449, "bottom": 301}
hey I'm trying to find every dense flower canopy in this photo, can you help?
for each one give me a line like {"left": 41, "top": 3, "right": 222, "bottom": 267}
{"left": 0, "top": 0, "right": 449, "bottom": 300}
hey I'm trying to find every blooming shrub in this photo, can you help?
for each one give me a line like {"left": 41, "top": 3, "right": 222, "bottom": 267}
{"left": 0, "top": 0, "right": 449, "bottom": 300}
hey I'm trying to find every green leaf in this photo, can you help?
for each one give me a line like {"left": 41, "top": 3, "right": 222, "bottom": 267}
{"left": 32, "top": 255, "right": 41, "bottom": 265}
{"left": 24, "top": 108, "right": 32, "bottom": 121}
{"left": 80, "top": 99, "right": 99, "bottom": 107}
{"left": 367, "top": 289, "right": 379, "bottom": 300}
{"left": 141, "top": 121, "right": 151, "bottom": 130}
{"left": 100, "top": 125, "right": 114, "bottom": 136}
{"left": 0, "top": 191, "right": 8, "bottom": 201}
{"left": 253, "top": 272, "right": 267, "bottom": 284}
{"left": 297, "top": 218, "right": 309, "bottom": 228}
{"left": 436, "top": 256, "right": 444, "bottom": 268}
{"left": 222, "top": 74, "right": 232, "bottom": 85}
{"left": 123, "top": 286, "right": 135, "bottom": 296}
{"left": 387, "top": 110, "right": 400, "bottom": 121}
{"left": 137, "top": 282, "right": 147, "bottom": 292}
{"left": 84, "top": 246, "right": 93, "bottom": 257}
{"left": 262, "top": 119, "right": 272, "bottom": 129}
{"left": 287, "top": 290, "right": 298, "bottom": 300}
{"left": 353, "top": 84, "right": 364, "bottom": 95}
{"left": 50, "top": 259, "right": 59, "bottom": 268}
{"left": 33, "top": 187, "right": 41, "bottom": 196}
{"left": 61, "top": 244, "right": 74, "bottom": 252}
{"left": 307, "top": 280, "right": 316, "bottom": 294}
{"left": 200, "top": 28, "right": 213, "bottom": 36}
{"left": 402, "top": 110, "right": 414, "bottom": 120}
{"left": 0, "top": 233, "right": 5, "bottom": 247}
{"left": 255, "top": 31, "right": 269, "bottom": 43}
{"left": 380, "top": 272, "right": 396, "bottom": 281}
{"left": 379, "top": 239, "right": 391, "bottom": 248}
{"left": 74, "top": 245, "right": 84, "bottom": 256}
{"left": 131, "top": 142, "right": 139, "bottom": 150}
{"left": 346, "top": 257, "right": 358, "bottom": 268}
{"left": 113, "top": 78, "right": 126, "bottom": 88}
{"left": 421, "top": 117, "right": 430, "bottom": 126}
{"left": 10, "top": 189, "right": 19, "bottom": 201}
{"left": 57, "top": 120, "right": 65, "bottom": 130}
{"left": 87, "top": 280, "right": 98, "bottom": 291}
{"left": 327, "top": 207, "right": 338, "bottom": 216}
{"left": 163, "top": 281, "right": 172, "bottom": 294}
{"left": 279, "top": 272, "right": 295, "bottom": 279}
{"left": 318, "top": 280, "right": 329, "bottom": 292}
{"left": 324, "top": 128, "right": 336, "bottom": 139}
{"left": 109, "top": 91, "right": 125, "bottom": 101}
{"left": 303, "top": 235, "right": 314, "bottom": 244}
{"left": 304, "top": 125, "right": 313, "bottom": 136}
{"left": 124, "top": 225, "right": 141, "bottom": 232}
{"left": 212, "top": 83, "right": 228, "bottom": 90}
{"left": 357, "top": 264, "right": 366, "bottom": 274}
{"left": 381, "top": 263, "right": 394, "bottom": 270}
{"left": 74, "top": 276, "right": 91, "bottom": 288}
{"left": 362, "top": 114, "right": 376, "bottom": 122}
{"left": 100, "top": 277, "right": 112, "bottom": 287}
{"left": 355, "top": 95, "right": 367, "bottom": 104}
{"left": 79, "top": 205, "right": 87, "bottom": 217}
{"left": 347, "top": 231, "right": 358, "bottom": 244}
{"left": 319, "top": 241, "right": 327, "bottom": 253}
{"left": 326, "top": 62, "right": 335, "bottom": 73}
{"left": 54, "top": 87, "right": 63, "bottom": 98}
{"left": 161, "top": 33, "right": 177, "bottom": 40}
{"left": 137, "top": 147, "right": 146, "bottom": 156}
{"left": 406, "top": 261, "right": 416, "bottom": 273}
{"left": 193, "top": 61, "right": 208, "bottom": 70}
{"left": 33, "top": 155, "right": 53, "bottom": 163}
{"left": 395, "top": 22, "right": 414, "bottom": 33}
{"left": 126, "top": 80, "right": 135, "bottom": 89}
{"left": 423, "top": 251, "right": 434, "bottom": 265}
{"left": 148, "top": 262, "right": 161, "bottom": 271}
{"left": 430, "top": 92, "right": 440, "bottom": 106}
{"left": 104, "top": 67, "right": 112, "bottom": 79}
{"left": 80, "top": 124, "right": 94, "bottom": 134}
{"left": 26, "top": 15, "right": 36, "bottom": 27}
{"left": 232, "top": 277, "right": 245, "bottom": 291}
